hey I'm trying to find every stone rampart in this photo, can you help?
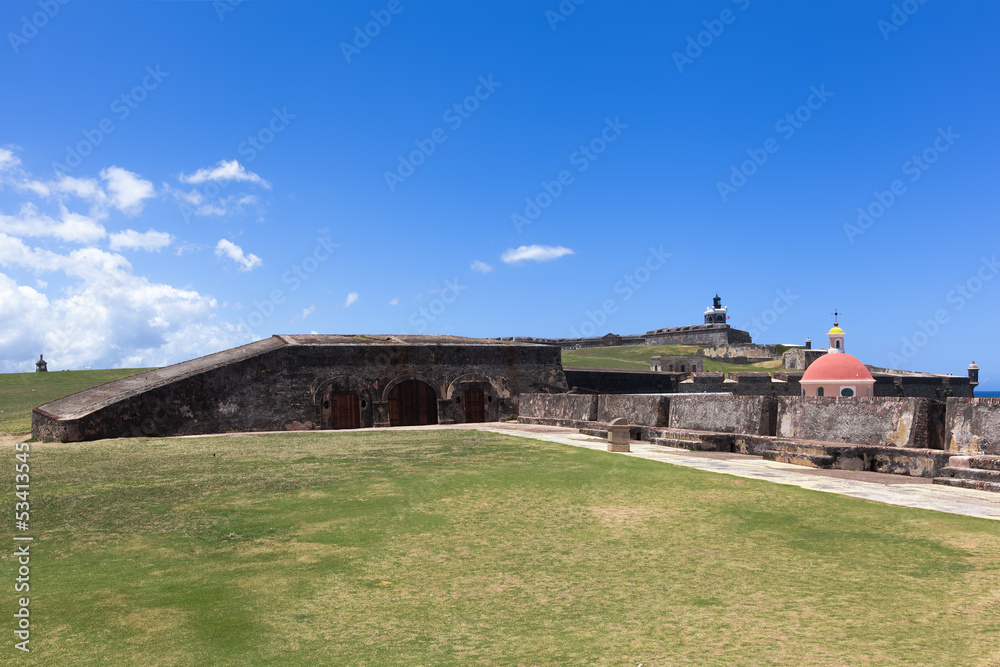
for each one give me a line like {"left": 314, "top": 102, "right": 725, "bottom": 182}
{"left": 564, "top": 368, "right": 677, "bottom": 394}
{"left": 518, "top": 393, "right": 598, "bottom": 423}
{"left": 776, "top": 397, "right": 945, "bottom": 449}
{"left": 668, "top": 395, "right": 777, "bottom": 436}
{"left": 33, "top": 335, "right": 566, "bottom": 442}
{"left": 597, "top": 394, "right": 669, "bottom": 427}
{"left": 944, "top": 397, "right": 1000, "bottom": 454}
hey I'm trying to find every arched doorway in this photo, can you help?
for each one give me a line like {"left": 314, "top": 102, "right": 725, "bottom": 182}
{"left": 464, "top": 388, "right": 486, "bottom": 423}
{"left": 322, "top": 388, "right": 360, "bottom": 430}
{"left": 388, "top": 379, "right": 438, "bottom": 426}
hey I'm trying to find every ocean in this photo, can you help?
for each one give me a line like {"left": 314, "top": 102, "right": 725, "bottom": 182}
{"left": 976, "top": 391, "right": 1000, "bottom": 398}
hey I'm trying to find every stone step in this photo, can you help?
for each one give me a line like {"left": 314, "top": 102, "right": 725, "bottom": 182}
{"left": 651, "top": 436, "right": 703, "bottom": 450}
{"left": 579, "top": 427, "right": 608, "bottom": 439}
{"left": 762, "top": 450, "right": 836, "bottom": 469}
{"left": 948, "top": 455, "right": 1000, "bottom": 471}
{"left": 932, "top": 477, "right": 1000, "bottom": 493}
{"left": 769, "top": 442, "right": 831, "bottom": 457}
{"left": 936, "top": 467, "right": 1000, "bottom": 483}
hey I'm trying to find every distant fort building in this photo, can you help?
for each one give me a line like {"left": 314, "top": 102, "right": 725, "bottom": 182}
{"left": 519, "top": 294, "right": 751, "bottom": 349}
{"left": 35, "top": 355, "right": 47, "bottom": 372}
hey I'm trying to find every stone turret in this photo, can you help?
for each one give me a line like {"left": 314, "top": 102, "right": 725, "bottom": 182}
{"left": 35, "top": 355, "right": 47, "bottom": 372}
{"left": 968, "top": 361, "right": 979, "bottom": 389}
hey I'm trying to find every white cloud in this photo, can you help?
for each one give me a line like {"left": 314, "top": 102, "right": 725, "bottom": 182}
{"left": 0, "top": 148, "right": 20, "bottom": 171}
{"left": 109, "top": 228, "right": 173, "bottom": 252}
{"left": 388, "top": 297, "right": 399, "bottom": 306}
{"left": 179, "top": 160, "right": 271, "bottom": 189}
{"left": 500, "top": 244, "right": 574, "bottom": 264}
{"left": 101, "top": 167, "right": 155, "bottom": 215}
{"left": 49, "top": 174, "right": 108, "bottom": 206}
{"left": 302, "top": 305, "right": 316, "bottom": 318}
{"left": 344, "top": 292, "right": 359, "bottom": 308}
{"left": 214, "top": 239, "right": 263, "bottom": 272}
{"left": 0, "top": 243, "right": 244, "bottom": 372}
{"left": 470, "top": 260, "right": 494, "bottom": 274}
{"left": 0, "top": 203, "right": 106, "bottom": 244}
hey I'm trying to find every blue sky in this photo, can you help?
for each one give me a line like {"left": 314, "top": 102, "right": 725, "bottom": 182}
{"left": 0, "top": 0, "right": 997, "bottom": 388}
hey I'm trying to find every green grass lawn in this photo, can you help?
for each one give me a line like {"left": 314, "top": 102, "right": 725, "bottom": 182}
{"left": 0, "top": 369, "right": 151, "bottom": 434}
{"left": 562, "top": 344, "right": 702, "bottom": 369}
{"left": 5, "top": 429, "right": 999, "bottom": 665}
{"left": 562, "top": 345, "right": 786, "bottom": 376}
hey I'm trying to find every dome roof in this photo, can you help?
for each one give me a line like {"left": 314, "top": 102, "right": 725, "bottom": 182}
{"left": 801, "top": 352, "right": 874, "bottom": 383}
{"left": 828, "top": 325, "right": 844, "bottom": 335}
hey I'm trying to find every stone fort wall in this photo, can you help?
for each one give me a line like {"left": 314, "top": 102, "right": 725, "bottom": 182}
{"left": 33, "top": 335, "right": 567, "bottom": 442}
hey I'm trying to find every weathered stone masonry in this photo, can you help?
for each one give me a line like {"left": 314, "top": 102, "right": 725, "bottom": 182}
{"left": 32, "top": 335, "right": 567, "bottom": 442}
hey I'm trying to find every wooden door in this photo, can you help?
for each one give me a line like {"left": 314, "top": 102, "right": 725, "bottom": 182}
{"left": 464, "top": 388, "right": 485, "bottom": 423}
{"left": 324, "top": 390, "right": 360, "bottom": 429}
{"left": 388, "top": 379, "right": 438, "bottom": 426}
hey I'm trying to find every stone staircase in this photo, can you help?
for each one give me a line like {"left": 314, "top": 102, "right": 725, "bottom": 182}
{"left": 934, "top": 456, "right": 1000, "bottom": 492}
{"left": 761, "top": 441, "right": 836, "bottom": 469}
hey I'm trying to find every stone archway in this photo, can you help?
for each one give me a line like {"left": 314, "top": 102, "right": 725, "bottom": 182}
{"left": 387, "top": 378, "right": 438, "bottom": 426}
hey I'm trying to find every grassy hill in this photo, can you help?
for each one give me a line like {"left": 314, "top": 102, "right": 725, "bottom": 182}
{"left": 561, "top": 345, "right": 785, "bottom": 375}
{"left": 0, "top": 368, "right": 151, "bottom": 434}
{"left": 5, "top": 428, "right": 998, "bottom": 664}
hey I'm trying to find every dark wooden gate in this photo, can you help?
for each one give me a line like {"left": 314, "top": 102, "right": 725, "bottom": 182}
{"left": 323, "top": 389, "right": 360, "bottom": 430}
{"left": 388, "top": 379, "right": 438, "bottom": 426}
{"left": 464, "top": 388, "right": 485, "bottom": 423}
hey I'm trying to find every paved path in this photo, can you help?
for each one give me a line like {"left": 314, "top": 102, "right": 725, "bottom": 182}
{"left": 458, "top": 422, "right": 1000, "bottom": 522}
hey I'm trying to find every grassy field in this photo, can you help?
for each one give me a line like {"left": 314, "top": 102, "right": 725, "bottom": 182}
{"left": 562, "top": 344, "right": 702, "bottom": 369}
{"left": 0, "top": 369, "right": 151, "bottom": 434}
{"left": 4, "top": 429, "right": 999, "bottom": 665}
{"left": 561, "top": 345, "right": 785, "bottom": 375}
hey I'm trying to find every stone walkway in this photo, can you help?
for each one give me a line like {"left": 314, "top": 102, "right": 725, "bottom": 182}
{"left": 456, "top": 422, "right": 1000, "bottom": 521}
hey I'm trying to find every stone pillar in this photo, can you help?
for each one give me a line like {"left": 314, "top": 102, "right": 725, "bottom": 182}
{"left": 373, "top": 401, "right": 390, "bottom": 427}
{"left": 607, "top": 417, "right": 631, "bottom": 452}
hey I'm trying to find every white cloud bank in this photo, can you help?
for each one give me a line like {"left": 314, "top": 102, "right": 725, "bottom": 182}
{"left": 0, "top": 153, "right": 251, "bottom": 372}
{"left": 500, "top": 244, "right": 574, "bottom": 264}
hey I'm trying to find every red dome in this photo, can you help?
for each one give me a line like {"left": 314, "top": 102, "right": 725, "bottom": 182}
{"left": 801, "top": 353, "right": 874, "bottom": 383}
